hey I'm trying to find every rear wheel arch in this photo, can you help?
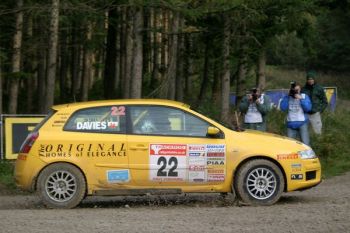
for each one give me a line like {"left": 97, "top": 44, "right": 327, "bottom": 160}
{"left": 34, "top": 161, "right": 88, "bottom": 194}
{"left": 36, "top": 162, "right": 88, "bottom": 208}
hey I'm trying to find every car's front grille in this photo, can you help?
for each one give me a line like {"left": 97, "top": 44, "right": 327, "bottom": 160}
{"left": 306, "top": 171, "right": 316, "bottom": 181}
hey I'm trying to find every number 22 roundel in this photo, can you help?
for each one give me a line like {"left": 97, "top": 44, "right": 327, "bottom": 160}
{"left": 149, "top": 144, "right": 187, "bottom": 182}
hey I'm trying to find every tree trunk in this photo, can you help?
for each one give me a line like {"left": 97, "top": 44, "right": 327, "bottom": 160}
{"left": 257, "top": 49, "right": 266, "bottom": 91}
{"left": 119, "top": 7, "right": 126, "bottom": 98}
{"left": 70, "top": 22, "right": 81, "bottom": 101}
{"left": 150, "top": 8, "right": 161, "bottom": 89}
{"left": 0, "top": 43, "right": 2, "bottom": 114}
{"left": 236, "top": 56, "right": 247, "bottom": 105}
{"left": 104, "top": 7, "right": 118, "bottom": 99}
{"left": 142, "top": 7, "right": 150, "bottom": 78}
{"left": 25, "top": 14, "right": 34, "bottom": 113}
{"left": 211, "top": 58, "right": 221, "bottom": 105}
{"left": 220, "top": 14, "right": 231, "bottom": 124}
{"left": 166, "top": 12, "right": 179, "bottom": 100}
{"left": 175, "top": 17, "right": 185, "bottom": 102}
{"left": 123, "top": 7, "right": 134, "bottom": 99}
{"left": 198, "top": 35, "right": 210, "bottom": 106}
{"left": 236, "top": 22, "right": 247, "bottom": 105}
{"left": 44, "top": 0, "right": 60, "bottom": 112}
{"left": 130, "top": 7, "right": 143, "bottom": 98}
{"left": 81, "top": 22, "right": 93, "bottom": 101}
{"left": 37, "top": 48, "right": 46, "bottom": 113}
{"left": 160, "top": 9, "right": 168, "bottom": 84}
{"left": 8, "top": 0, "right": 23, "bottom": 114}
{"left": 184, "top": 34, "right": 193, "bottom": 102}
{"left": 59, "top": 27, "right": 69, "bottom": 103}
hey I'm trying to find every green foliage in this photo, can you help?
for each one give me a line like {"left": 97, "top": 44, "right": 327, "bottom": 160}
{"left": 0, "top": 161, "right": 16, "bottom": 189}
{"left": 268, "top": 32, "right": 308, "bottom": 68}
{"left": 311, "top": 110, "right": 350, "bottom": 177}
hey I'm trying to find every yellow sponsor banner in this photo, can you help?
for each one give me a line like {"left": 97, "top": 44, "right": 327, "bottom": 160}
{"left": 324, "top": 87, "right": 336, "bottom": 103}
{"left": 4, "top": 117, "right": 44, "bottom": 159}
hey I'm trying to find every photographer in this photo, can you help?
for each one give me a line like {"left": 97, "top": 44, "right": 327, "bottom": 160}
{"left": 280, "top": 82, "right": 312, "bottom": 145}
{"left": 239, "top": 88, "right": 271, "bottom": 131}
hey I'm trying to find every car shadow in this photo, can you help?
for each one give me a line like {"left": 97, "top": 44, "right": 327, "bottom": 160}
{"left": 0, "top": 192, "right": 326, "bottom": 210}
{"left": 79, "top": 193, "right": 234, "bottom": 209}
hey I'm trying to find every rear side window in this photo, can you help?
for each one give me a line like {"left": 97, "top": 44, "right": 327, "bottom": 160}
{"left": 64, "top": 106, "right": 126, "bottom": 133}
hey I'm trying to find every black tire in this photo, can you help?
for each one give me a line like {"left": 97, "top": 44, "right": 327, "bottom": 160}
{"left": 234, "top": 159, "right": 285, "bottom": 206}
{"left": 37, "top": 163, "right": 86, "bottom": 209}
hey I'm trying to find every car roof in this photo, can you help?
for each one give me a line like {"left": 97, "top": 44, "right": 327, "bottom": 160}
{"left": 52, "top": 99, "right": 190, "bottom": 111}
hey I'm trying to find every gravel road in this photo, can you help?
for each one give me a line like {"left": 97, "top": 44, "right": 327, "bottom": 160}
{"left": 0, "top": 173, "right": 349, "bottom": 233}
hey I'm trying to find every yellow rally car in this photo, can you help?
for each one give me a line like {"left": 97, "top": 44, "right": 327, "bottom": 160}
{"left": 15, "top": 99, "right": 321, "bottom": 208}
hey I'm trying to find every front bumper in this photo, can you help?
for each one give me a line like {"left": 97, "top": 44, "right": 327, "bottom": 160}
{"left": 286, "top": 158, "right": 322, "bottom": 192}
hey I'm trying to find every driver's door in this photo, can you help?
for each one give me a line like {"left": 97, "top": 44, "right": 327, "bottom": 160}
{"left": 127, "top": 105, "right": 226, "bottom": 187}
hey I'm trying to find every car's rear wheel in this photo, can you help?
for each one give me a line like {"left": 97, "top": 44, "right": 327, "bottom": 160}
{"left": 234, "top": 159, "right": 284, "bottom": 206}
{"left": 37, "top": 163, "right": 86, "bottom": 209}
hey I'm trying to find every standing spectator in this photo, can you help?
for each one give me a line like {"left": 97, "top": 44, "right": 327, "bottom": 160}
{"left": 301, "top": 71, "right": 328, "bottom": 134}
{"left": 281, "top": 82, "right": 312, "bottom": 145}
{"left": 239, "top": 88, "right": 271, "bottom": 131}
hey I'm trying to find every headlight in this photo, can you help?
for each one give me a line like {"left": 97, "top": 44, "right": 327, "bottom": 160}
{"left": 298, "top": 149, "right": 317, "bottom": 159}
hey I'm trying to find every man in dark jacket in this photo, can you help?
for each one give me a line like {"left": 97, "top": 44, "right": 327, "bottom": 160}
{"left": 239, "top": 88, "right": 271, "bottom": 131}
{"left": 301, "top": 71, "right": 328, "bottom": 135}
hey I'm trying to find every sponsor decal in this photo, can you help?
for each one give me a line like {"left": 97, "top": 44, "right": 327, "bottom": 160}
{"left": 189, "top": 165, "right": 205, "bottom": 171}
{"left": 207, "top": 169, "right": 225, "bottom": 174}
{"left": 149, "top": 143, "right": 225, "bottom": 183}
{"left": 291, "top": 163, "right": 302, "bottom": 172}
{"left": 207, "top": 157, "right": 225, "bottom": 165}
{"left": 38, "top": 143, "right": 126, "bottom": 157}
{"left": 188, "top": 156, "right": 206, "bottom": 166}
{"left": 207, "top": 152, "right": 225, "bottom": 157}
{"left": 150, "top": 144, "right": 187, "bottom": 182}
{"left": 189, "top": 152, "right": 205, "bottom": 157}
{"left": 54, "top": 120, "right": 66, "bottom": 124}
{"left": 188, "top": 144, "right": 206, "bottom": 152}
{"left": 107, "top": 169, "right": 129, "bottom": 183}
{"left": 111, "top": 106, "right": 126, "bottom": 116}
{"left": 277, "top": 154, "right": 299, "bottom": 160}
{"left": 189, "top": 171, "right": 206, "bottom": 182}
{"left": 206, "top": 144, "right": 225, "bottom": 152}
{"left": 57, "top": 112, "right": 70, "bottom": 116}
{"left": 208, "top": 174, "right": 225, "bottom": 182}
{"left": 76, "top": 121, "right": 119, "bottom": 130}
{"left": 291, "top": 174, "right": 303, "bottom": 180}
{"left": 150, "top": 144, "right": 187, "bottom": 156}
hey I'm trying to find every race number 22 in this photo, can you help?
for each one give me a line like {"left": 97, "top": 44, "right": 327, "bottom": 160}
{"left": 157, "top": 156, "right": 178, "bottom": 177}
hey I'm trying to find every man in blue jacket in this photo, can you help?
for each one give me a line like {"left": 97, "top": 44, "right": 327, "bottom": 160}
{"left": 280, "top": 82, "right": 312, "bottom": 145}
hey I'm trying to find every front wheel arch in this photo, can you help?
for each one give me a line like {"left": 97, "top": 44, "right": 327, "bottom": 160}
{"left": 233, "top": 156, "right": 287, "bottom": 192}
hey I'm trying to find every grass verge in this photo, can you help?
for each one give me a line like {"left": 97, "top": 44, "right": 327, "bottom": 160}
{"left": 0, "top": 160, "right": 16, "bottom": 190}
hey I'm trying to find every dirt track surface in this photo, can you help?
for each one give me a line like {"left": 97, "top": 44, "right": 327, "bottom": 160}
{"left": 1, "top": 173, "right": 350, "bottom": 233}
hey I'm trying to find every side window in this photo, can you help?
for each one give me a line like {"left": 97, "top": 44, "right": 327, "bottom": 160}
{"left": 129, "top": 106, "right": 210, "bottom": 137}
{"left": 64, "top": 106, "right": 126, "bottom": 133}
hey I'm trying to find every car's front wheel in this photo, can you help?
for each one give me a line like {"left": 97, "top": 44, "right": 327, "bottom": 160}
{"left": 37, "top": 163, "right": 86, "bottom": 209}
{"left": 234, "top": 159, "right": 285, "bottom": 206}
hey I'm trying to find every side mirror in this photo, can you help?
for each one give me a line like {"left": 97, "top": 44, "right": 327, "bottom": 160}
{"left": 207, "top": 126, "right": 220, "bottom": 136}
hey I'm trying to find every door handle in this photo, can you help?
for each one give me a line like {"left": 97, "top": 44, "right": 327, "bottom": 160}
{"left": 130, "top": 145, "right": 148, "bottom": 151}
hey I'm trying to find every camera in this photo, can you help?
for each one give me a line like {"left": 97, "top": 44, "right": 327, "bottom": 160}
{"left": 289, "top": 81, "right": 297, "bottom": 97}
{"left": 251, "top": 88, "right": 259, "bottom": 101}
